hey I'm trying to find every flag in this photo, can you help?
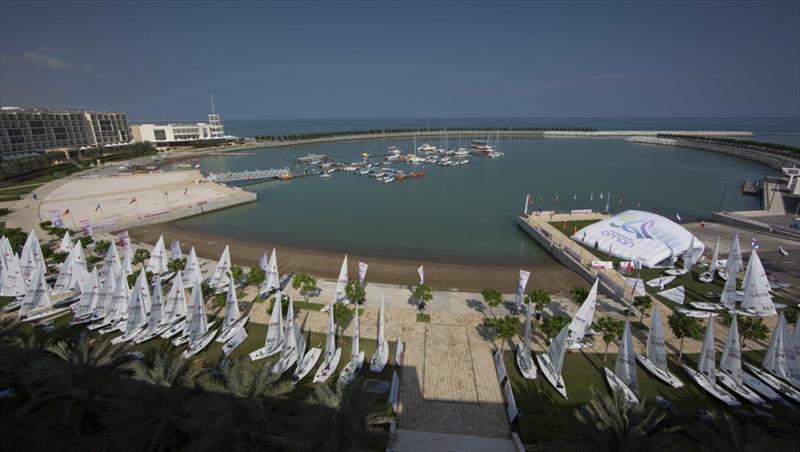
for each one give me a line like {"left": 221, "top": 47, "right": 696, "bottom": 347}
{"left": 63, "top": 209, "right": 70, "bottom": 216}
{"left": 751, "top": 237, "right": 759, "bottom": 249}
{"left": 600, "top": 192, "right": 604, "bottom": 200}
{"left": 700, "top": 221, "right": 705, "bottom": 228}
{"left": 358, "top": 261, "right": 368, "bottom": 285}
{"left": 95, "top": 203, "right": 101, "bottom": 212}
{"left": 779, "top": 246, "right": 789, "bottom": 256}
{"left": 417, "top": 265, "right": 424, "bottom": 285}
{"left": 675, "top": 213, "right": 682, "bottom": 222}
{"left": 129, "top": 197, "right": 137, "bottom": 204}
{"left": 590, "top": 192, "right": 594, "bottom": 201}
{"left": 170, "top": 240, "right": 182, "bottom": 260}
{"left": 516, "top": 269, "right": 531, "bottom": 310}
{"left": 183, "top": 188, "right": 188, "bottom": 196}
{"left": 573, "top": 193, "right": 577, "bottom": 201}
{"left": 524, "top": 194, "right": 532, "bottom": 215}
{"left": 164, "top": 192, "right": 168, "bottom": 197}
{"left": 618, "top": 195, "right": 624, "bottom": 204}
{"left": 573, "top": 225, "right": 577, "bottom": 235}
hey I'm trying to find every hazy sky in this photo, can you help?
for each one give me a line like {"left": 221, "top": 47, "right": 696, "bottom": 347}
{"left": 1, "top": 1, "right": 799, "bottom": 121}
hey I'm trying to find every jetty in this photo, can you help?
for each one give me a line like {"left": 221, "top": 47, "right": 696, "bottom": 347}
{"left": 206, "top": 168, "right": 293, "bottom": 186}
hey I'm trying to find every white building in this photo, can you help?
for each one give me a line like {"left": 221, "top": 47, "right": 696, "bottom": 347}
{"left": 131, "top": 97, "right": 228, "bottom": 147}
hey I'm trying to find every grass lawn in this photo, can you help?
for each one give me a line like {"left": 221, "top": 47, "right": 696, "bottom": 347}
{"left": 416, "top": 313, "right": 431, "bottom": 323}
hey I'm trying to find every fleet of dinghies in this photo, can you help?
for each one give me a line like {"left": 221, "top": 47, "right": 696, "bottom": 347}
{"left": 682, "top": 317, "right": 741, "bottom": 407}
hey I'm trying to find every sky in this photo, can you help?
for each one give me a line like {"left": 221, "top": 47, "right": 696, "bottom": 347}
{"left": 0, "top": 1, "right": 799, "bottom": 122}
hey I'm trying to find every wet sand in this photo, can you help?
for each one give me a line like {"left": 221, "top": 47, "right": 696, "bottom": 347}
{"left": 129, "top": 222, "right": 586, "bottom": 293}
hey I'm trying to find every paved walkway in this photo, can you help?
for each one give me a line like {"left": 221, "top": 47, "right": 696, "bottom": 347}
{"left": 391, "top": 429, "right": 516, "bottom": 452}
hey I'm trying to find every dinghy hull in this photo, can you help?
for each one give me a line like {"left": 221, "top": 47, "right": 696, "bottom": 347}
{"left": 535, "top": 353, "right": 567, "bottom": 399}
{"left": 292, "top": 347, "right": 322, "bottom": 383}
{"left": 337, "top": 352, "right": 365, "bottom": 387}
{"left": 635, "top": 354, "right": 683, "bottom": 388}
{"left": 313, "top": 348, "right": 342, "bottom": 383}
{"left": 717, "top": 372, "right": 765, "bottom": 405}
{"left": 515, "top": 346, "right": 537, "bottom": 380}
{"left": 369, "top": 340, "right": 389, "bottom": 373}
{"left": 181, "top": 329, "right": 218, "bottom": 359}
{"left": 681, "top": 365, "right": 740, "bottom": 407}
{"left": 603, "top": 368, "right": 639, "bottom": 406}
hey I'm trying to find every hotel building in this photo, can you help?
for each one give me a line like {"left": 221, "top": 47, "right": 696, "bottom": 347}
{"left": 131, "top": 112, "right": 227, "bottom": 147}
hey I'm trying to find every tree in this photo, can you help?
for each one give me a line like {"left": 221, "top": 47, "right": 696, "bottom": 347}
{"left": 633, "top": 295, "right": 653, "bottom": 323}
{"left": 595, "top": 317, "right": 624, "bottom": 362}
{"left": 292, "top": 273, "right": 318, "bottom": 304}
{"left": 51, "top": 250, "right": 69, "bottom": 264}
{"left": 481, "top": 288, "right": 503, "bottom": 317}
{"left": 668, "top": 312, "right": 702, "bottom": 362}
{"left": 737, "top": 316, "right": 769, "bottom": 350}
{"left": 75, "top": 235, "right": 94, "bottom": 248}
{"left": 230, "top": 264, "right": 244, "bottom": 284}
{"left": 486, "top": 315, "right": 521, "bottom": 351}
{"left": 784, "top": 307, "right": 799, "bottom": 325}
{"left": 575, "top": 387, "right": 676, "bottom": 451}
{"left": 127, "top": 271, "right": 153, "bottom": 288}
{"left": 333, "top": 303, "right": 354, "bottom": 345}
{"left": 569, "top": 286, "right": 590, "bottom": 305}
{"left": 247, "top": 267, "right": 266, "bottom": 289}
{"left": 94, "top": 240, "right": 110, "bottom": 255}
{"left": 201, "top": 282, "right": 216, "bottom": 301}
{"left": 412, "top": 284, "right": 433, "bottom": 312}
{"left": 133, "top": 248, "right": 150, "bottom": 265}
{"left": 345, "top": 280, "right": 366, "bottom": 305}
{"left": 541, "top": 315, "right": 570, "bottom": 340}
{"left": 525, "top": 288, "right": 551, "bottom": 319}
{"left": 167, "top": 257, "right": 186, "bottom": 274}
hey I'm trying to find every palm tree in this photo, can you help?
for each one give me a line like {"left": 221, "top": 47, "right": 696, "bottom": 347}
{"left": 679, "top": 410, "right": 776, "bottom": 451}
{"left": 574, "top": 387, "right": 677, "bottom": 451}
{"left": 129, "top": 345, "right": 197, "bottom": 387}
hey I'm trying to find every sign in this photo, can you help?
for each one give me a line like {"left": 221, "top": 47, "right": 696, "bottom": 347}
{"left": 222, "top": 327, "right": 248, "bottom": 356}
{"left": 417, "top": 265, "right": 424, "bottom": 285}
{"left": 394, "top": 338, "right": 404, "bottom": 368}
{"left": 619, "top": 261, "right": 636, "bottom": 273}
{"left": 358, "top": 261, "right": 368, "bottom": 285}
{"left": 49, "top": 210, "right": 64, "bottom": 228}
{"left": 503, "top": 381, "right": 519, "bottom": 423}
{"left": 493, "top": 349, "right": 507, "bottom": 384}
{"left": 79, "top": 219, "right": 91, "bottom": 236}
{"left": 387, "top": 371, "right": 400, "bottom": 411}
{"left": 117, "top": 231, "right": 132, "bottom": 257}
{"left": 515, "top": 269, "right": 531, "bottom": 309}
{"left": 170, "top": 240, "right": 182, "bottom": 260}
{"left": 591, "top": 260, "right": 614, "bottom": 270}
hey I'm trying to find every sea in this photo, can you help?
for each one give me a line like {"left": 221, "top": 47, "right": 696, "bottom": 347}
{"left": 172, "top": 117, "right": 800, "bottom": 267}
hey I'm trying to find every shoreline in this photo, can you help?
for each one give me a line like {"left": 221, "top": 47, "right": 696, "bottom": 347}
{"left": 128, "top": 221, "right": 587, "bottom": 293}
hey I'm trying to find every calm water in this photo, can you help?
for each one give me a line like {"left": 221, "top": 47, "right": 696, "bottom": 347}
{"left": 174, "top": 133, "right": 779, "bottom": 266}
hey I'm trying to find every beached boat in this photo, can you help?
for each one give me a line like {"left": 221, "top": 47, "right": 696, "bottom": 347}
{"left": 566, "top": 279, "right": 598, "bottom": 349}
{"left": 89, "top": 265, "right": 117, "bottom": 324}
{"left": 536, "top": 323, "right": 569, "bottom": 399}
{"left": 19, "top": 229, "right": 47, "bottom": 285}
{"left": 604, "top": 320, "right": 639, "bottom": 406}
{"left": 69, "top": 268, "right": 100, "bottom": 325}
{"left": 516, "top": 301, "right": 537, "bottom": 379}
{"left": 52, "top": 242, "right": 87, "bottom": 295}
{"left": 155, "top": 270, "right": 188, "bottom": 336}
{"left": 133, "top": 275, "right": 166, "bottom": 344}
{"left": 0, "top": 238, "right": 26, "bottom": 299}
{"left": 111, "top": 270, "right": 151, "bottom": 345}
{"left": 337, "top": 306, "right": 364, "bottom": 387}
{"left": 98, "top": 240, "right": 122, "bottom": 284}
{"left": 146, "top": 235, "right": 169, "bottom": 275}
{"left": 18, "top": 263, "right": 69, "bottom": 322}
{"left": 272, "top": 298, "right": 299, "bottom": 376}
{"left": 90, "top": 271, "right": 130, "bottom": 332}
{"left": 717, "top": 314, "right": 765, "bottom": 404}
{"left": 678, "top": 308, "right": 718, "bottom": 319}
{"left": 663, "top": 269, "right": 688, "bottom": 276}
{"left": 334, "top": 255, "right": 348, "bottom": 304}
{"left": 689, "top": 302, "right": 722, "bottom": 311}
{"left": 699, "top": 236, "right": 721, "bottom": 283}
{"left": 250, "top": 291, "right": 285, "bottom": 361}
{"left": 749, "top": 314, "right": 800, "bottom": 391}
{"left": 291, "top": 328, "right": 321, "bottom": 383}
{"left": 738, "top": 251, "right": 777, "bottom": 317}
{"left": 656, "top": 286, "right": 684, "bottom": 305}
{"left": 216, "top": 278, "right": 249, "bottom": 343}
{"left": 180, "top": 281, "right": 218, "bottom": 359}
{"left": 636, "top": 302, "right": 684, "bottom": 388}
{"left": 681, "top": 318, "right": 740, "bottom": 407}
{"left": 645, "top": 275, "right": 675, "bottom": 288}
{"left": 370, "top": 296, "right": 389, "bottom": 373}
{"left": 182, "top": 247, "right": 201, "bottom": 288}
{"left": 208, "top": 245, "right": 231, "bottom": 290}
{"left": 313, "top": 299, "right": 342, "bottom": 383}
{"left": 259, "top": 248, "right": 281, "bottom": 296}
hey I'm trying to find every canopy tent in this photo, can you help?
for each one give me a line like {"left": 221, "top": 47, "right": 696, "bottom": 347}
{"left": 573, "top": 210, "right": 704, "bottom": 268}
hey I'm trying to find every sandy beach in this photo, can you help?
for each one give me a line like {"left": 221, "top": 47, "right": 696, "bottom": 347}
{"left": 129, "top": 221, "right": 586, "bottom": 293}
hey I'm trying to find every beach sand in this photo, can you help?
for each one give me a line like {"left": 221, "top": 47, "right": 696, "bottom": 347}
{"left": 129, "top": 221, "right": 587, "bottom": 293}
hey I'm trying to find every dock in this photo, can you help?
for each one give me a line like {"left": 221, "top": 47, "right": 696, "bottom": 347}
{"left": 206, "top": 168, "right": 293, "bottom": 186}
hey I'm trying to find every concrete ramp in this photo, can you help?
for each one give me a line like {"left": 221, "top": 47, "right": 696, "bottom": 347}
{"left": 392, "top": 429, "right": 517, "bottom": 452}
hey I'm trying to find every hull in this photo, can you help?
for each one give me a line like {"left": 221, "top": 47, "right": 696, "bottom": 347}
{"left": 160, "top": 320, "right": 186, "bottom": 339}
{"left": 249, "top": 340, "right": 283, "bottom": 361}
{"left": 717, "top": 372, "right": 765, "bottom": 404}
{"left": 22, "top": 307, "right": 70, "bottom": 322}
{"left": 689, "top": 302, "right": 722, "bottom": 311}
{"left": 111, "top": 325, "right": 146, "bottom": 345}
{"left": 744, "top": 363, "right": 800, "bottom": 404}
{"left": 741, "top": 371, "right": 781, "bottom": 401}
{"left": 603, "top": 368, "right": 639, "bottom": 406}
{"left": 181, "top": 329, "right": 218, "bottom": 359}
{"left": 216, "top": 316, "right": 249, "bottom": 343}
{"left": 337, "top": 352, "right": 365, "bottom": 387}
{"left": 682, "top": 365, "right": 740, "bottom": 407}
{"left": 515, "top": 346, "right": 537, "bottom": 380}
{"left": 664, "top": 269, "right": 688, "bottom": 276}
{"left": 292, "top": 347, "right": 322, "bottom": 383}
{"left": 635, "top": 354, "right": 684, "bottom": 388}
{"left": 370, "top": 340, "right": 389, "bottom": 373}
{"left": 535, "top": 353, "right": 567, "bottom": 399}
{"left": 271, "top": 349, "right": 299, "bottom": 376}
{"left": 313, "top": 348, "right": 342, "bottom": 383}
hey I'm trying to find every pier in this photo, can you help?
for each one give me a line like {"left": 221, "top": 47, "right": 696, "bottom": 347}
{"left": 206, "top": 168, "right": 293, "bottom": 185}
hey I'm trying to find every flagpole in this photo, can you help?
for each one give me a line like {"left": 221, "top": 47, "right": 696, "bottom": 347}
{"left": 135, "top": 199, "right": 141, "bottom": 218}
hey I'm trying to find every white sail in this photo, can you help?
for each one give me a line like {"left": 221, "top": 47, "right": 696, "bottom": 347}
{"left": 615, "top": 320, "right": 639, "bottom": 394}
{"left": 146, "top": 235, "right": 168, "bottom": 274}
{"left": 186, "top": 280, "right": 209, "bottom": 345}
{"left": 547, "top": 324, "right": 570, "bottom": 375}
{"left": 335, "top": 255, "right": 348, "bottom": 303}
{"left": 209, "top": 245, "right": 231, "bottom": 289}
{"left": 122, "top": 250, "right": 132, "bottom": 276}
{"left": 99, "top": 241, "right": 122, "bottom": 283}
{"left": 20, "top": 230, "right": 47, "bottom": 284}
{"left": 92, "top": 267, "right": 117, "bottom": 320}
{"left": 58, "top": 231, "right": 73, "bottom": 253}
{"left": 698, "top": 317, "right": 716, "bottom": 384}
{"left": 522, "top": 301, "right": 532, "bottom": 359}
{"left": 729, "top": 233, "right": 743, "bottom": 274}
{"left": 324, "top": 298, "right": 336, "bottom": 361}
{"left": 182, "top": 247, "right": 201, "bottom": 288}
{"left": 265, "top": 292, "right": 285, "bottom": 351}
{"left": 740, "top": 251, "right": 776, "bottom": 316}
{"left": 720, "top": 314, "right": 743, "bottom": 386}
{"left": 278, "top": 300, "right": 297, "bottom": 362}
{"left": 0, "top": 247, "right": 25, "bottom": 297}
{"left": 377, "top": 295, "right": 385, "bottom": 345}
{"left": 647, "top": 302, "right": 668, "bottom": 372}
{"left": 18, "top": 263, "right": 52, "bottom": 318}
{"left": 146, "top": 276, "right": 164, "bottom": 333}
{"left": 263, "top": 248, "right": 280, "bottom": 293}
{"left": 682, "top": 236, "right": 696, "bottom": 272}
{"left": 165, "top": 270, "right": 187, "bottom": 321}
{"left": 719, "top": 257, "right": 738, "bottom": 311}
{"left": 351, "top": 304, "right": 361, "bottom": 363}
{"left": 123, "top": 270, "right": 150, "bottom": 335}
{"left": 105, "top": 270, "right": 131, "bottom": 324}
{"left": 793, "top": 318, "right": 800, "bottom": 356}
{"left": 709, "top": 236, "right": 720, "bottom": 274}
{"left": 221, "top": 278, "right": 241, "bottom": 330}
{"left": 294, "top": 319, "right": 306, "bottom": 363}
{"left": 567, "top": 279, "right": 598, "bottom": 347}
{"left": 763, "top": 314, "right": 799, "bottom": 387}
{"left": 74, "top": 268, "right": 100, "bottom": 317}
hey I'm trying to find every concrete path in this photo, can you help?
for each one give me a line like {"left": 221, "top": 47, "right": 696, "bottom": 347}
{"left": 391, "top": 429, "right": 516, "bottom": 452}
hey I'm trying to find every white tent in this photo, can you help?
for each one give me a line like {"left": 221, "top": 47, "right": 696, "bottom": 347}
{"left": 573, "top": 210, "right": 704, "bottom": 268}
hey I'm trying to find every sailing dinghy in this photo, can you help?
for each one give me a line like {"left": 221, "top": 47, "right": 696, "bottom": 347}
{"left": 536, "top": 323, "right": 569, "bottom": 399}
{"left": 313, "top": 299, "right": 342, "bottom": 383}
{"left": 515, "top": 301, "right": 537, "bottom": 379}
{"left": 566, "top": 279, "right": 598, "bottom": 350}
{"left": 716, "top": 314, "right": 765, "bottom": 404}
{"left": 180, "top": 281, "right": 218, "bottom": 359}
{"left": 259, "top": 248, "right": 281, "bottom": 297}
{"left": 738, "top": 251, "right": 777, "bottom": 317}
{"left": 250, "top": 291, "right": 285, "bottom": 361}
{"left": 334, "top": 255, "right": 349, "bottom": 304}
{"left": 208, "top": 245, "right": 231, "bottom": 291}
{"left": 370, "top": 296, "right": 389, "bottom": 373}
{"left": 111, "top": 270, "right": 151, "bottom": 344}
{"left": 70, "top": 268, "right": 101, "bottom": 325}
{"left": 146, "top": 235, "right": 169, "bottom": 275}
{"left": 99, "top": 241, "right": 122, "bottom": 285}
{"left": 133, "top": 276, "right": 166, "bottom": 344}
{"left": 19, "top": 263, "right": 69, "bottom": 322}
{"left": 89, "top": 265, "right": 117, "bottom": 325}
{"left": 272, "top": 297, "right": 300, "bottom": 375}
{"left": 745, "top": 313, "right": 800, "bottom": 399}
{"left": 93, "top": 271, "right": 131, "bottom": 333}
{"left": 182, "top": 247, "right": 201, "bottom": 288}
{"left": 604, "top": 320, "right": 640, "bottom": 406}
{"left": 337, "top": 306, "right": 365, "bottom": 387}
{"left": 216, "top": 278, "right": 249, "bottom": 343}
{"left": 636, "top": 302, "right": 683, "bottom": 388}
{"left": 291, "top": 326, "right": 322, "bottom": 383}
{"left": 157, "top": 270, "right": 188, "bottom": 337}
{"left": 681, "top": 317, "right": 740, "bottom": 407}
{"left": 699, "top": 236, "right": 720, "bottom": 283}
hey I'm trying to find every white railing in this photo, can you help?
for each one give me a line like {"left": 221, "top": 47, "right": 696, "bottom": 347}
{"left": 207, "top": 167, "right": 291, "bottom": 183}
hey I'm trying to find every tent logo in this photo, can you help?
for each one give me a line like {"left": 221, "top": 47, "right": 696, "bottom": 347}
{"left": 609, "top": 215, "right": 655, "bottom": 239}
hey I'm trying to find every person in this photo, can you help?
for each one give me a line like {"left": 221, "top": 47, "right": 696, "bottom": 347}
{"left": 594, "top": 240, "right": 599, "bottom": 250}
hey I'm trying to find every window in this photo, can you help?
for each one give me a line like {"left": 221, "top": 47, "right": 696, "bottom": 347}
{"left": 154, "top": 129, "right": 167, "bottom": 141}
